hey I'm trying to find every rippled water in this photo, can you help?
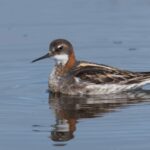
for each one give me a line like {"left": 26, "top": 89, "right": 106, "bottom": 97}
{"left": 1, "top": 0, "right": 150, "bottom": 150}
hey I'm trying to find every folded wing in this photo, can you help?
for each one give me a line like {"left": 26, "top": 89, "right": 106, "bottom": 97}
{"left": 72, "top": 61, "right": 150, "bottom": 84}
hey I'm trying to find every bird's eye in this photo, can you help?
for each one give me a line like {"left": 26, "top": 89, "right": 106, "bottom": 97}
{"left": 58, "top": 45, "right": 63, "bottom": 50}
{"left": 55, "top": 45, "right": 63, "bottom": 53}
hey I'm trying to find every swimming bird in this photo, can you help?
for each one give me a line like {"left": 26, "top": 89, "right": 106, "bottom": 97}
{"left": 32, "top": 39, "right": 150, "bottom": 95}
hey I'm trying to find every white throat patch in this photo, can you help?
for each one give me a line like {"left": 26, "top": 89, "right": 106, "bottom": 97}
{"left": 53, "top": 54, "right": 69, "bottom": 65}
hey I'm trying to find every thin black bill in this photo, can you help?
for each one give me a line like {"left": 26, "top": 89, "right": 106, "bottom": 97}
{"left": 32, "top": 53, "right": 50, "bottom": 63}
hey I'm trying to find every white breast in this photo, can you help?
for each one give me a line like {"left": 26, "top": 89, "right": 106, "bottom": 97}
{"left": 48, "top": 67, "right": 60, "bottom": 92}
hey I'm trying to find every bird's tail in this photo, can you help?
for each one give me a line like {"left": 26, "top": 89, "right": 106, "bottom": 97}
{"left": 136, "top": 72, "right": 150, "bottom": 86}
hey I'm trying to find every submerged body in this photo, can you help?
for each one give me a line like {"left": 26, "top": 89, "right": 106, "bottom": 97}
{"left": 32, "top": 39, "right": 150, "bottom": 95}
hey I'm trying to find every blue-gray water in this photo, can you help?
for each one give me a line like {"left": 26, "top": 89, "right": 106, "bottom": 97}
{"left": 1, "top": 0, "right": 150, "bottom": 149}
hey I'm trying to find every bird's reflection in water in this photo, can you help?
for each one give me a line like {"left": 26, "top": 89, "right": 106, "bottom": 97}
{"left": 48, "top": 90, "right": 150, "bottom": 142}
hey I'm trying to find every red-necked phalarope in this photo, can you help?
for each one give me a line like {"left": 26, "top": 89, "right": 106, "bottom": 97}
{"left": 32, "top": 39, "right": 150, "bottom": 95}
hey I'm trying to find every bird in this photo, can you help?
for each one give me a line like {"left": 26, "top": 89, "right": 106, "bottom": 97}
{"left": 32, "top": 39, "right": 150, "bottom": 95}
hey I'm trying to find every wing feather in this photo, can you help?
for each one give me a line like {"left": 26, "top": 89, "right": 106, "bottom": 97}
{"left": 71, "top": 61, "right": 147, "bottom": 84}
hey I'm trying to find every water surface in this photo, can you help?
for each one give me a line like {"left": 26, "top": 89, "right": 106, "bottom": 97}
{"left": 1, "top": 0, "right": 150, "bottom": 150}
